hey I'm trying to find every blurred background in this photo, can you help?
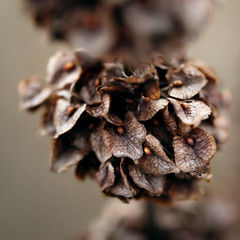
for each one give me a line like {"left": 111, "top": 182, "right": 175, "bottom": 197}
{"left": 0, "top": 0, "right": 239, "bottom": 239}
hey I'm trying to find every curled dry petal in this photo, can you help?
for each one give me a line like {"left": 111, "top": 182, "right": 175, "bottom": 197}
{"left": 173, "top": 128, "right": 217, "bottom": 174}
{"left": 136, "top": 134, "right": 179, "bottom": 176}
{"left": 151, "top": 53, "right": 173, "bottom": 70}
{"left": 128, "top": 164, "right": 166, "bottom": 197}
{"left": 51, "top": 128, "right": 91, "bottom": 173}
{"left": 167, "top": 64, "right": 207, "bottom": 99}
{"left": 86, "top": 93, "right": 123, "bottom": 125}
{"left": 95, "top": 161, "right": 115, "bottom": 191}
{"left": 133, "top": 63, "right": 158, "bottom": 80}
{"left": 71, "top": 72, "right": 102, "bottom": 105}
{"left": 51, "top": 139, "right": 84, "bottom": 173}
{"left": 46, "top": 51, "right": 81, "bottom": 89}
{"left": 145, "top": 108, "right": 177, "bottom": 153}
{"left": 18, "top": 77, "right": 51, "bottom": 110}
{"left": 137, "top": 97, "right": 168, "bottom": 121}
{"left": 162, "top": 107, "right": 178, "bottom": 136}
{"left": 188, "top": 60, "right": 218, "bottom": 83}
{"left": 40, "top": 102, "right": 56, "bottom": 136}
{"left": 111, "top": 113, "right": 147, "bottom": 160}
{"left": 141, "top": 78, "right": 161, "bottom": 100}
{"left": 91, "top": 113, "right": 146, "bottom": 162}
{"left": 169, "top": 98, "right": 211, "bottom": 126}
{"left": 53, "top": 99, "right": 86, "bottom": 138}
{"left": 109, "top": 178, "right": 137, "bottom": 199}
{"left": 97, "top": 80, "right": 134, "bottom": 95}
{"left": 75, "top": 152, "right": 100, "bottom": 180}
{"left": 90, "top": 121, "right": 113, "bottom": 163}
{"left": 117, "top": 64, "right": 160, "bottom": 99}
{"left": 108, "top": 158, "right": 138, "bottom": 199}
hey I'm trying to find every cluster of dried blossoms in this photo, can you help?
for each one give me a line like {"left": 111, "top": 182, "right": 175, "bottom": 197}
{"left": 24, "top": 0, "right": 215, "bottom": 59}
{"left": 79, "top": 198, "right": 239, "bottom": 240}
{"left": 19, "top": 50, "right": 230, "bottom": 202}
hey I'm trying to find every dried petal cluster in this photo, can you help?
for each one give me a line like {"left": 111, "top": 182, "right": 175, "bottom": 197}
{"left": 19, "top": 51, "right": 229, "bottom": 202}
{"left": 79, "top": 198, "right": 240, "bottom": 240}
{"left": 24, "top": 0, "right": 216, "bottom": 59}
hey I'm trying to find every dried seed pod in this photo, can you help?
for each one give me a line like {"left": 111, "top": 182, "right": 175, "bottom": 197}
{"left": 168, "top": 98, "right": 211, "bottom": 126}
{"left": 173, "top": 128, "right": 217, "bottom": 175}
{"left": 19, "top": 51, "right": 230, "bottom": 202}
{"left": 167, "top": 64, "right": 207, "bottom": 99}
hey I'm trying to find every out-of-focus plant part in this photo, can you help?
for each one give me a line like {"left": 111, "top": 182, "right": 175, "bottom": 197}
{"left": 24, "top": 0, "right": 217, "bottom": 61}
{"left": 78, "top": 197, "right": 240, "bottom": 240}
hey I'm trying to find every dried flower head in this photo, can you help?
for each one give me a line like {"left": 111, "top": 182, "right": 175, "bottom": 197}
{"left": 19, "top": 51, "right": 230, "bottom": 202}
{"left": 24, "top": 0, "right": 216, "bottom": 60}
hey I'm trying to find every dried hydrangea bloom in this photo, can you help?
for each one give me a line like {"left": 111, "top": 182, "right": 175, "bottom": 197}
{"left": 19, "top": 50, "right": 230, "bottom": 202}
{"left": 24, "top": 0, "right": 216, "bottom": 60}
{"left": 79, "top": 197, "right": 240, "bottom": 240}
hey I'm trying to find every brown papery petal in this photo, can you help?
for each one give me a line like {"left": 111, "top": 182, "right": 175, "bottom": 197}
{"left": 169, "top": 98, "right": 211, "bottom": 126}
{"left": 189, "top": 60, "right": 218, "bottom": 83}
{"left": 18, "top": 77, "right": 51, "bottom": 111}
{"left": 91, "top": 113, "right": 146, "bottom": 162}
{"left": 162, "top": 106, "right": 178, "bottom": 136}
{"left": 51, "top": 138, "right": 84, "bottom": 173}
{"left": 133, "top": 63, "right": 158, "bottom": 80}
{"left": 128, "top": 164, "right": 166, "bottom": 197}
{"left": 117, "top": 76, "right": 146, "bottom": 84}
{"left": 109, "top": 178, "right": 137, "bottom": 199}
{"left": 75, "top": 152, "right": 100, "bottom": 180}
{"left": 46, "top": 51, "right": 80, "bottom": 89}
{"left": 53, "top": 99, "right": 86, "bottom": 138}
{"left": 136, "top": 134, "right": 180, "bottom": 176}
{"left": 70, "top": 72, "right": 102, "bottom": 105}
{"left": 137, "top": 97, "right": 168, "bottom": 121}
{"left": 108, "top": 158, "right": 138, "bottom": 198}
{"left": 95, "top": 161, "right": 115, "bottom": 191}
{"left": 111, "top": 112, "right": 147, "bottom": 160}
{"left": 39, "top": 102, "right": 56, "bottom": 136}
{"left": 97, "top": 80, "right": 134, "bottom": 95}
{"left": 173, "top": 128, "right": 217, "bottom": 174}
{"left": 167, "top": 64, "right": 207, "bottom": 99}
{"left": 90, "top": 121, "right": 113, "bottom": 163}
{"left": 87, "top": 93, "right": 123, "bottom": 125}
{"left": 141, "top": 79, "right": 161, "bottom": 100}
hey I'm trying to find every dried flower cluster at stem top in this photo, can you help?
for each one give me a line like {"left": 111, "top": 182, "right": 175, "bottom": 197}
{"left": 24, "top": 0, "right": 216, "bottom": 59}
{"left": 19, "top": 51, "right": 230, "bottom": 202}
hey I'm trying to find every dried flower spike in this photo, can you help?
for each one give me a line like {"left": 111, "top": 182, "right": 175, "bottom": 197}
{"left": 19, "top": 51, "right": 230, "bottom": 202}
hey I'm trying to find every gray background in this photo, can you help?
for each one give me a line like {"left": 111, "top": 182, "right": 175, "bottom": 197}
{"left": 0, "top": 1, "right": 240, "bottom": 239}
